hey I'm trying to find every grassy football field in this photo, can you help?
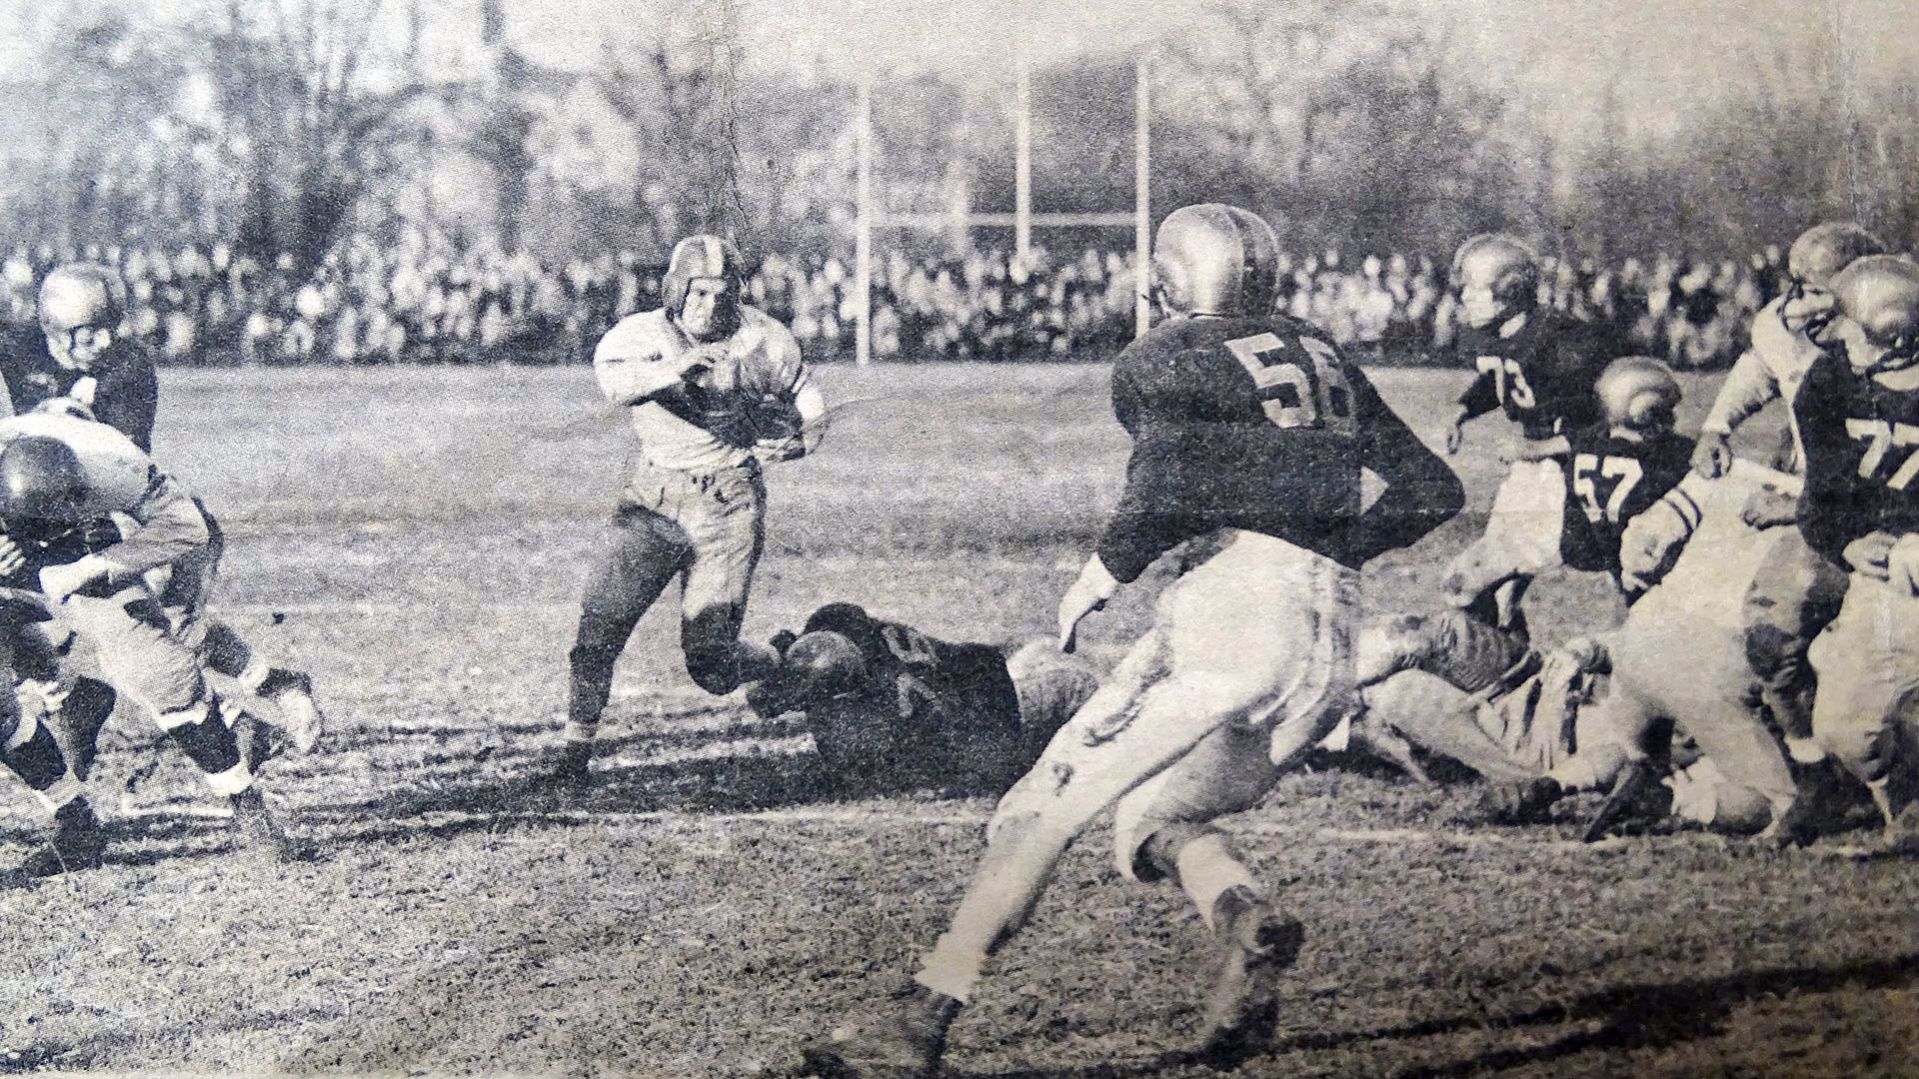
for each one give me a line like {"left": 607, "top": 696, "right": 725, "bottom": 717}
{"left": 1, "top": 363, "right": 1917, "bottom": 1078}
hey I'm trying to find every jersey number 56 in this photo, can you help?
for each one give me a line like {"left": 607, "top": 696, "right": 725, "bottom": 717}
{"left": 1224, "top": 333, "right": 1356, "bottom": 434}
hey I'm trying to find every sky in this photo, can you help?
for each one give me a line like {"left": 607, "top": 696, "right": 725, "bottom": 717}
{"left": 500, "top": 0, "right": 1919, "bottom": 148}
{"left": 0, "top": 0, "right": 1912, "bottom": 150}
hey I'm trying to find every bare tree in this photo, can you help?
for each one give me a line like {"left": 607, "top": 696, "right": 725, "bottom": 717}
{"left": 200, "top": 0, "right": 439, "bottom": 270}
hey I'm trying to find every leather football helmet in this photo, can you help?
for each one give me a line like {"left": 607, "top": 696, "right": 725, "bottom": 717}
{"left": 0, "top": 436, "right": 89, "bottom": 523}
{"left": 1596, "top": 356, "right": 1681, "bottom": 432}
{"left": 1451, "top": 233, "right": 1539, "bottom": 327}
{"left": 773, "top": 630, "right": 870, "bottom": 706}
{"left": 1786, "top": 222, "right": 1888, "bottom": 289}
{"left": 663, "top": 234, "right": 745, "bottom": 341}
{"left": 1826, "top": 255, "right": 1919, "bottom": 373}
{"left": 1150, "top": 204, "right": 1281, "bottom": 318}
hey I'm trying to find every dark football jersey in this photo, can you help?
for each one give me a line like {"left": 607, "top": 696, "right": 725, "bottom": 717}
{"left": 1557, "top": 423, "right": 1695, "bottom": 576}
{"left": 798, "top": 604, "right": 1025, "bottom": 790}
{"left": 0, "top": 332, "right": 158, "bottom": 451}
{"left": 1454, "top": 310, "right": 1618, "bottom": 441}
{"left": 1095, "top": 314, "right": 1460, "bottom": 581}
{"left": 1795, "top": 352, "right": 1919, "bottom": 561}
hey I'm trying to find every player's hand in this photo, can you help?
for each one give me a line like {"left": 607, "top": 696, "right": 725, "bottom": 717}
{"left": 1842, "top": 531, "right": 1897, "bottom": 581}
{"left": 675, "top": 347, "right": 719, "bottom": 384}
{"left": 0, "top": 537, "right": 25, "bottom": 580}
{"left": 1692, "top": 432, "right": 1734, "bottom": 478}
{"left": 1057, "top": 556, "right": 1120, "bottom": 654}
{"left": 38, "top": 557, "right": 106, "bottom": 601}
{"left": 1739, "top": 488, "right": 1798, "bottom": 530}
{"left": 1887, "top": 534, "right": 1919, "bottom": 595}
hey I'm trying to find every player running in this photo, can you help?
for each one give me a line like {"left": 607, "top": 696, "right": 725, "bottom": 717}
{"left": 1797, "top": 256, "right": 1919, "bottom": 847}
{"left": 792, "top": 204, "right": 1463, "bottom": 1077}
{"left": 552, "top": 235, "right": 824, "bottom": 785}
{"left": 1691, "top": 224, "right": 1887, "bottom": 758}
{"left": 1441, "top": 234, "right": 1621, "bottom": 635}
{"left": 745, "top": 603, "right": 1099, "bottom": 795}
{"left": 0, "top": 411, "right": 308, "bottom": 872}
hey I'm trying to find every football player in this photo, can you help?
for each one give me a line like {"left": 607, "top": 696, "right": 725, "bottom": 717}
{"left": 16, "top": 263, "right": 325, "bottom": 760}
{"left": 745, "top": 603, "right": 1100, "bottom": 795}
{"left": 1441, "top": 234, "right": 1621, "bottom": 635}
{"left": 552, "top": 235, "right": 824, "bottom": 784}
{"left": 1693, "top": 225, "right": 1886, "bottom": 761}
{"left": 1796, "top": 255, "right": 1919, "bottom": 846}
{"left": 1446, "top": 356, "right": 1692, "bottom": 605}
{"left": 795, "top": 204, "right": 1463, "bottom": 1077}
{"left": 0, "top": 411, "right": 308, "bottom": 870}
{"left": 1361, "top": 461, "right": 1814, "bottom": 841}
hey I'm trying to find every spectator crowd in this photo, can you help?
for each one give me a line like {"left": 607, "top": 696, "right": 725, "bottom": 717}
{"left": 0, "top": 229, "right": 1791, "bottom": 368}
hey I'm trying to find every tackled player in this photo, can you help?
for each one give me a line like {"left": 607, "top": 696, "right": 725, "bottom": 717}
{"left": 793, "top": 204, "right": 1463, "bottom": 1077}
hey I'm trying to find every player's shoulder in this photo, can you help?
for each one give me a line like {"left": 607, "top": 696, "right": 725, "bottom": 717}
{"left": 594, "top": 309, "right": 675, "bottom": 358}
{"left": 0, "top": 411, "right": 149, "bottom": 463}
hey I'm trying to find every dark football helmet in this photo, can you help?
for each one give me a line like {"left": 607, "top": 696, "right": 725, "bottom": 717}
{"left": 1787, "top": 222, "right": 1888, "bottom": 289}
{"left": 1150, "top": 203, "right": 1280, "bottom": 318}
{"left": 1595, "top": 356, "right": 1681, "bottom": 432}
{"left": 1825, "top": 255, "right": 1919, "bottom": 373}
{"left": 0, "top": 436, "right": 89, "bottom": 523}
{"left": 1451, "top": 234, "right": 1538, "bottom": 328}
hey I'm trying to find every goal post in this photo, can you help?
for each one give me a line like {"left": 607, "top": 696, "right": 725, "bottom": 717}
{"left": 853, "top": 55, "right": 1153, "bottom": 365}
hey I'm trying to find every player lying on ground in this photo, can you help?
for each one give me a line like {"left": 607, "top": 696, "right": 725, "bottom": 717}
{"left": 0, "top": 412, "right": 311, "bottom": 874}
{"left": 1469, "top": 461, "right": 1821, "bottom": 842}
{"left": 743, "top": 603, "right": 1099, "bottom": 795}
{"left": 7, "top": 262, "right": 325, "bottom": 757}
{"left": 1439, "top": 233, "right": 1621, "bottom": 636}
{"left": 553, "top": 235, "right": 824, "bottom": 785}
{"left": 1442, "top": 355, "right": 1692, "bottom": 620}
{"left": 792, "top": 203, "right": 1464, "bottom": 1078}
{"left": 1797, "top": 255, "right": 1919, "bottom": 849}
{"left": 1692, "top": 223, "right": 1886, "bottom": 761}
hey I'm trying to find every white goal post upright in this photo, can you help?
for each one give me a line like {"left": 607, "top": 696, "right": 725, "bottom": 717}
{"left": 852, "top": 55, "right": 1153, "bottom": 366}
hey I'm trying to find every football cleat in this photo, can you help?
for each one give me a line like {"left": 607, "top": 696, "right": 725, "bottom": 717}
{"left": 17, "top": 797, "right": 107, "bottom": 877}
{"left": 1484, "top": 776, "right": 1564, "bottom": 826}
{"left": 1197, "top": 885, "right": 1304, "bottom": 1067}
{"left": 229, "top": 787, "right": 317, "bottom": 863}
{"left": 256, "top": 668, "right": 326, "bottom": 755}
{"left": 796, "top": 981, "right": 960, "bottom": 1079}
{"left": 542, "top": 742, "right": 595, "bottom": 789}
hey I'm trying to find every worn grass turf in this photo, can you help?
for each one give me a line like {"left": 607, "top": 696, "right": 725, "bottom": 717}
{"left": 1, "top": 364, "right": 1915, "bottom": 1077}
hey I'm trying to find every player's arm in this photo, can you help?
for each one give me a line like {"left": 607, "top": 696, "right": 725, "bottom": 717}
{"left": 591, "top": 321, "right": 709, "bottom": 407}
{"left": 1352, "top": 365, "right": 1465, "bottom": 564}
{"left": 1618, "top": 470, "right": 1707, "bottom": 596}
{"left": 1694, "top": 348, "right": 1776, "bottom": 476}
{"left": 1447, "top": 363, "right": 1499, "bottom": 454}
{"left": 87, "top": 357, "right": 160, "bottom": 452}
{"left": 39, "top": 473, "right": 210, "bottom": 598}
{"left": 1062, "top": 348, "right": 1197, "bottom": 649}
{"left": 1792, "top": 357, "right": 1874, "bottom": 567}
